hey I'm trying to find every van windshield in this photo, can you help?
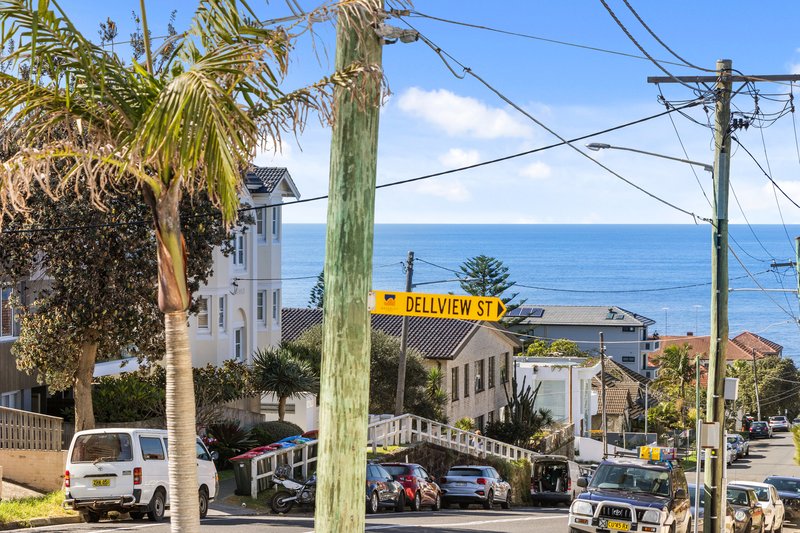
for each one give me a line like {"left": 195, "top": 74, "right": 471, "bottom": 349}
{"left": 71, "top": 433, "right": 133, "bottom": 463}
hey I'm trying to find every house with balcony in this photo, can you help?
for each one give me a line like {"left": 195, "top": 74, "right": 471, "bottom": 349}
{"left": 281, "top": 307, "right": 522, "bottom": 430}
{"left": 507, "top": 305, "right": 659, "bottom": 378}
{"left": 648, "top": 331, "right": 782, "bottom": 371}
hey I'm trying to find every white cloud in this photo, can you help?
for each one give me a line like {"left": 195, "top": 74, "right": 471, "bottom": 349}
{"left": 519, "top": 161, "right": 552, "bottom": 180}
{"left": 397, "top": 87, "right": 533, "bottom": 139}
{"left": 438, "top": 148, "right": 481, "bottom": 168}
{"left": 415, "top": 180, "right": 472, "bottom": 202}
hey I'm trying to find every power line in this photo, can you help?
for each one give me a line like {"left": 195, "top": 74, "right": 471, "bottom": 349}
{"left": 0, "top": 102, "right": 698, "bottom": 236}
{"left": 397, "top": 18, "right": 710, "bottom": 224}
{"left": 732, "top": 136, "right": 800, "bottom": 210}
{"left": 728, "top": 245, "right": 800, "bottom": 326}
{"left": 728, "top": 178, "right": 775, "bottom": 261}
{"left": 516, "top": 271, "right": 770, "bottom": 294}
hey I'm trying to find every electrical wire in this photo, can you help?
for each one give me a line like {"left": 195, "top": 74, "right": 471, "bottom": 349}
{"left": 397, "top": 18, "right": 710, "bottom": 224}
{"left": 728, "top": 178, "right": 775, "bottom": 261}
{"left": 414, "top": 258, "right": 463, "bottom": 275}
{"left": 728, "top": 245, "right": 800, "bottom": 326}
{"left": 732, "top": 136, "right": 800, "bottom": 211}
{"left": 0, "top": 101, "right": 699, "bottom": 236}
{"left": 515, "top": 271, "right": 770, "bottom": 294}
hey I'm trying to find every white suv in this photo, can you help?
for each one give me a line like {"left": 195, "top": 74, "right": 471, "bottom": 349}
{"left": 64, "top": 428, "right": 218, "bottom": 523}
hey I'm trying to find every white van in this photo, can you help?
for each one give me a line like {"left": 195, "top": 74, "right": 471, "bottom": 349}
{"left": 64, "top": 428, "right": 219, "bottom": 523}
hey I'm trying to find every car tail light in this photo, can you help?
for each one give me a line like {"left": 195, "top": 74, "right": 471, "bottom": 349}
{"left": 134, "top": 467, "right": 142, "bottom": 485}
{"left": 64, "top": 470, "right": 70, "bottom": 488}
{"left": 567, "top": 478, "right": 572, "bottom": 491}
{"left": 440, "top": 477, "right": 447, "bottom": 484}
{"left": 476, "top": 478, "right": 488, "bottom": 485}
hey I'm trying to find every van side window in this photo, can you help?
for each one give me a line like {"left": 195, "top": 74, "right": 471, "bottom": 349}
{"left": 196, "top": 441, "right": 211, "bottom": 461}
{"left": 140, "top": 436, "right": 166, "bottom": 461}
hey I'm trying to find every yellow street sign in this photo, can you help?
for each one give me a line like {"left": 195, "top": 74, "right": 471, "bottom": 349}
{"left": 369, "top": 291, "right": 507, "bottom": 321}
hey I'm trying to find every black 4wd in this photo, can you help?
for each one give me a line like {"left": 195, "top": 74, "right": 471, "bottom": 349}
{"left": 568, "top": 455, "right": 691, "bottom": 533}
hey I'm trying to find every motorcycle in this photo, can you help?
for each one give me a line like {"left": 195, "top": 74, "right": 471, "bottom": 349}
{"left": 270, "top": 464, "right": 316, "bottom": 514}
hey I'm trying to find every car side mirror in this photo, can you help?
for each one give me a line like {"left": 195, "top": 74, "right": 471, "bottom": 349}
{"left": 675, "top": 488, "right": 687, "bottom": 499}
{"left": 577, "top": 477, "right": 588, "bottom": 488}
{"left": 210, "top": 450, "right": 220, "bottom": 461}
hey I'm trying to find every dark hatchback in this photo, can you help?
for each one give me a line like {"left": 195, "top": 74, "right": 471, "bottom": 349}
{"left": 365, "top": 463, "right": 405, "bottom": 514}
{"left": 727, "top": 485, "right": 765, "bottom": 533}
{"left": 764, "top": 476, "right": 800, "bottom": 521}
{"left": 749, "top": 421, "right": 772, "bottom": 439}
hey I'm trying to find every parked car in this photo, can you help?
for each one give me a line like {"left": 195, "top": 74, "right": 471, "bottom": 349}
{"left": 439, "top": 465, "right": 512, "bottom": 510}
{"left": 769, "top": 416, "right": 790, "bottom": 433}
{"left": 530, "top": 455, "right": 584, "bottom": 506}
{"left": 727, "top": 434, "right": 750, "bottom": 459}
{"left": 64, "top": 428, "right": 218, "bottom": 523}
{"left": 727, "top": 484, "right": 766, "bottom": 533}
{"left": 750, "top": 421, "right": 773, "bottom": 439}
{"left": 701, "top": 442, "right": 735, "bottom": 466}
{"left": 688, "top": 483, "right": 735, "bottom": 533}
{"left": 764, "top": 476, "right": 800, "bottom": 522}
{"left": 365, "top": 463, "right": 405, "bottom": 514}
{"left": 380, "top": 462, "right": 441, "bottom": 511}
{"left": 792, "top": 418, "right": 800, "bottom": 428}
{"left": 736, "top": 481, "right": 785, "bottom": 533}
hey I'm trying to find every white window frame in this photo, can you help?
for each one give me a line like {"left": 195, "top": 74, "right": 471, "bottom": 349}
{"left": 271, "top": 206, "right": 280, "bottom": 241}
{"left": 197, "top": 296, "right": 210, "bottom": 331}
{"left": 233, "top": 327, "right": 244, "bottom": 361}
{"left": 0, "top": 391, "right": 21, "bottom": 409}
{"left": 218, "top": 295, "right": 226, "bottom": 332}
{"left": 255, "top": 206, "right": 266, "bottom": 241}
{"left": 257, "top": 290, "right": 267, "bottom": 324}
{"left": 272, "top": 289, "right": 281, "bottom": 325}
{"left": 233, "top": 233, "right": 246, "bottom": 267}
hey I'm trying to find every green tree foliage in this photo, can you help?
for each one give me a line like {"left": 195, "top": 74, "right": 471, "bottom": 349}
{"left": 1, "top": 187, "right": 233, "bottom": 431}
{"left": 646, "top": 402, "right": 681, "bottom": 434}
{"left": 652, "top": 344, "right": 696, "bottom": 429}
{"left": 728, "top": 355, "right": 800, "bottom": 420}
{"left": 485, "top": 374, "right": 553, "bottom": 448}
{"left": 417, "top": 367, "right": 448, "bottom": 423}
{"left": 207, "top": 420, "right": 256, "bottom": 469}
{"left": 291, "top": 324, "right": 433, "bottom": 416}
{"left": 251, "top": 346, "right": 319, "bottom": 422}
{"left": 454, "top": 417, "right": 477, "bottom": 431}
{"left": 458, "top": 255, "right": 526, "bottom": 313}
{"left": 308, "top": 270, "right": 325, "bottom": 308}
{"left": 525, "top": 339, "right": 587, "bottom": 357}
{"left": 250, "top": 420, "right": 304, "bottom": 446}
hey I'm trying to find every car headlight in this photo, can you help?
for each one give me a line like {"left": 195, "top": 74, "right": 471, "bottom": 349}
{"left": 571, "top": 500, "right": 594, "bottom": 516}
{"left": 734, "top": 510, "right": 747, "bottom": 522}
{"left": 641, "top": 509, "right": 663, "bottom": 524}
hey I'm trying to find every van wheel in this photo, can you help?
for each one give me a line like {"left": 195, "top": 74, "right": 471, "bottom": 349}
{"left": 199, "top": 488, "right": 209, "bottom": 519}
{"left": 147, "top": 489, "right": 166, "bottom": 522}
{"left": 81, "top": 510, "right": 101, "bottom": 523}
{"left": 129, "top": 512, "right": 144, "bottom": 520}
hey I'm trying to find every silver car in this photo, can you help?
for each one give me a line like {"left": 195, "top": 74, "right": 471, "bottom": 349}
{"left": 769, "top": 416, "right": 790, "bottom": 433}
{"left": 727, "top": 434, "right": 750, "bottom": 459}
{"left": 439, "top": 465, "right": 512, "bottom": 510}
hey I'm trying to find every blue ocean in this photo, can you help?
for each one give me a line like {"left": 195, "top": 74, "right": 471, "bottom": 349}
{"left": 282, "top": 224, "right": 800, "bottom": 360}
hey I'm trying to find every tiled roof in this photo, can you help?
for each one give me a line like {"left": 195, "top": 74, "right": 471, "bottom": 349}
{"left": 508, "top": 305, "right": 655, "bottom": 327}
{"left": 732, "top": 332, "right": 783, "bottom": 357}
{"left": 606, "top": 358, "right": 652, "bottom": 386}
{"left": 245, "top": 166, "right": 290, "bottom": 194}
{"left": 649, "top": 335, "right": 767, "bottom": 363}
{"left": 601, "top": 388, "right": 631, "bottom": 416}
{"left": 281, "top": 308, "right": 520, "bottom": 359}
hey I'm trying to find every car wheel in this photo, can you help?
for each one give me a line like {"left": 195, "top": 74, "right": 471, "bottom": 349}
{"left": 411, "top": 491, "right": 421, "bottom": 511}
{"left": 82, "top": 510, "right": 101, "bottom": 523}
{"left": 432, "top": 493, "right": 442, "bottom": 511}
{"left": 147, "top": 490, "right": 166, "bottom": 522}
{"left": 483, "top": 490, "right": 493, "bottom": 510}
{"left": 501, "top": 490, "right": 511, "bottom": 509}
{"left": 199, "top": 488, "right": 209, "bottom": 519}
{"left": 129, "top": 511, "right": 144, "bottom": 520}
{"left": 394, "top": 491, "right": 405, "bottom": 513}
{"left": 746, "top": 449, "right": 750, "bottom": 457}
{"left": 367, "top": 492, "right": 379, "bottom": 514}
{"left": 459, "top": 503, "right": 470, "bottom": 510}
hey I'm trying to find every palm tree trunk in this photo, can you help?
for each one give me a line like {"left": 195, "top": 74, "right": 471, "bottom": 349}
{"left": 148, "top": 181, "right": 199, "bottom": 533}
{"left": 278, "top": 396, "right": 287, "bottom": 422}
{"left": 73, "top": 342, "right": 98, "bottom": 432}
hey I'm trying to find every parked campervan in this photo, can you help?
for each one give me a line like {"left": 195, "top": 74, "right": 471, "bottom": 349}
{"left": 530, "top": 455, "right": 585, "bottom": 506}
{"left": 64, "top": 428, "right": 218, "bottom": 523}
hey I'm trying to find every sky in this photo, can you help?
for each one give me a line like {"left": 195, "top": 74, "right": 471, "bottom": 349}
{"left": 59, "top": 0, "right": 800, "bottom": 224}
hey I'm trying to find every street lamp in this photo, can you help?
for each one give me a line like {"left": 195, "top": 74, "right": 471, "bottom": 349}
{"left": 586, "top": 143, "right": 714, "bottom": 173}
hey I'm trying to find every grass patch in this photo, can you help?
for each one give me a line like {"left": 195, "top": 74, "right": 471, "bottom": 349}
{"left": 223, "top": 488, "right": 278, "bottom": 513}
{"left": 217, "top": 468, "right": 235, "bottom": 482}
{"left": 682, "top": 451, "right": 697, "bottom": 472}
{"left": 366, "top": 445, "right": 405, "bottom": 461}
{"left": 0, "top": 490, "right": 76, "bottom": 526}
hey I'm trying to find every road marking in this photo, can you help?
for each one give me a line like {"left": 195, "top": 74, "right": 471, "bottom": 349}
{"left": 297, "top": 513, "right": 568, "bottom": 532}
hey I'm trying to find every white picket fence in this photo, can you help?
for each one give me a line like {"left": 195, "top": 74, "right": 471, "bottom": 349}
{"left": 0, "top": 406, "right": 63, "bottom": 451}
{"left": 247, "top": 413, "right": 540, "bottom": 498}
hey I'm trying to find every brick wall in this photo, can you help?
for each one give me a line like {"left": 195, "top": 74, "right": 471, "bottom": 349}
{"left": 0, "top": 449, "right": 66, "bottom": 493}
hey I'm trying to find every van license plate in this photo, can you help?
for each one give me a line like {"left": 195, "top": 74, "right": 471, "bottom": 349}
{"left": 92, "top": 479, "right": 111, "bottom": 487}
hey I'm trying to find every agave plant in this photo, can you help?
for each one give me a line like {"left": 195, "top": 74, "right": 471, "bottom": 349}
{"left": 0, "top": 1, "right": 380, "bottom": 530}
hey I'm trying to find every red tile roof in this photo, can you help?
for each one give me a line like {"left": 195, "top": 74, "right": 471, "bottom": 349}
{"left": 648, "top": 334, "right": 769, "bottom": 364}
{"left": 732, "top": 332, "right": 783, "bottom": 357}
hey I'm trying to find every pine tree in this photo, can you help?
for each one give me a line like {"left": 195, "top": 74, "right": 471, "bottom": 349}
{"left": 458, "top": 255, "right": 526, "bottom": 315}
{"left": 308, "top": 270, "right": 325, "bottom": 308}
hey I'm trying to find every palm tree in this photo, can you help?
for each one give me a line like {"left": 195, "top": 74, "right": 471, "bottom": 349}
{"left": 0, "top": 1, "right": 376, "bottom": 530}
{"left": 654, "top": 343, "right": 696, "bottom": 429}
{"left": 251, "top": 347, "right": 319, "bottom": 422}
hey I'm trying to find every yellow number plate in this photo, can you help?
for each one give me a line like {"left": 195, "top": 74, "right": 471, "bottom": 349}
{"left": 607, "top": 520, "right": 630, "bottom": 531}
{"left": 92, "top": 479, "right": 111, "bottom": 487}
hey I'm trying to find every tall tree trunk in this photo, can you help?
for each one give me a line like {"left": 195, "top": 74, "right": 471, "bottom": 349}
{"left": 278, "top": 396, "right": 287, "bottom": 422}
{"left": 146, "top": 180, "right": 199, "bottom": 533}
{"left": 73, "top": 342, "right": 98, "bottom": 432}
{"left": 316, "top": 3, "right": 383, "bottom": 531}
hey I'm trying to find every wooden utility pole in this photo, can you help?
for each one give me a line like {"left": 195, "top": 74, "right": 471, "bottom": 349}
{"left": 395, "top": 251, "right": 415, "bottom": 415}
{"left": 752, "top": 347, "right": 761, "bottom": 421}
{"left": 600, "top": 332, "right": 607, "bottom": 458}
{"left": 648, "top": 63, "right": 800, "bottom": 533}
{"left": 316, "top": 2, "right": 383, "bottom": 532}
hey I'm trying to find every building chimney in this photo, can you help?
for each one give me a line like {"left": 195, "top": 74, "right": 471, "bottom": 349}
{"left": 687, "top": 331, "right": 693, "bottom": 336}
